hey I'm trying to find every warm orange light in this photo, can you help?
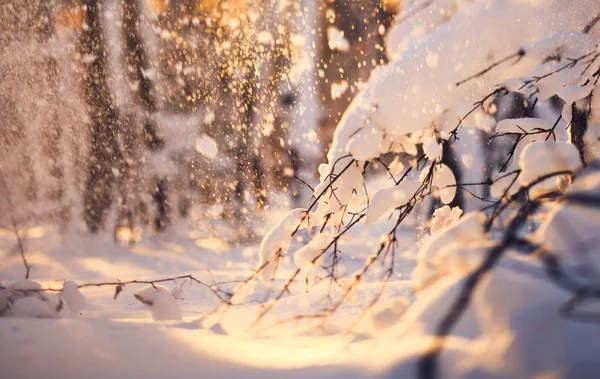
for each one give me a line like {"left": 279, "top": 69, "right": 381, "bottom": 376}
{"left": 56, "top": 7, "right": 84, "bottom": 29}
{"left": 147, "top": 0, "right": 168, "bottom": 15}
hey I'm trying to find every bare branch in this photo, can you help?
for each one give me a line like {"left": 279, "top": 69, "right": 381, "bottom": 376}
{"left": 456, "top": 49, "right": 525, "bottom": 87}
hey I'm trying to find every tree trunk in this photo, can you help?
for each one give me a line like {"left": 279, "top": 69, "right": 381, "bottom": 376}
{"left": 317, "top": 0, "right": 395, "bottom": 154}
{"left": 242, "top": 67, "right": 267, "bottom": 208}
{"left": 121, "top": 0, "right": 170, "bottom": 231}
{"left": 80, "top": 0, "right": 121, "bottom": 232}
{"left": 570, "top": 103, "right": 587, "bottom": 165}
{"left": 152, "top": 177, "right": 170, "bottom": 231}
{"left": 39, "top": 0, "right": 70, "bottom": 232}
{"left": 441, "top": 141, "right": 464, "bottom": 209}
{"left": 121, "top": 0, "right": 163, "bottom": 150}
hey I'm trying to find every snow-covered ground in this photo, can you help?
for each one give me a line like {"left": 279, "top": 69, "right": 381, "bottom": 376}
{"left": 0, "top": 206, "right": 417, "bottom": 378}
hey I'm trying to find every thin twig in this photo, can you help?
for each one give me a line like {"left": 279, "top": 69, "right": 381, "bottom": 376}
{"left": 0, "top": 171, "right": 32, "bottom": 279}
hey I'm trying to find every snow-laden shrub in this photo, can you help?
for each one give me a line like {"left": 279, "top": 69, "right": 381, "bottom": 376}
{"left": 1, "top": 277, "right": 191, "bottom": 322}
{"left": 9, "top": 296, "right": 59, "bottom": 318}
{"left": 251, "top": 0, "right": 600, "bottom": 287}
{"left": 244, "top": 0, "right": 600, "bottom": 376}
{"left": 261, "top": 0, "right": 600, "bottom": 295}
{"left": 0, "top": 279, "right": 87, "bottom": 318}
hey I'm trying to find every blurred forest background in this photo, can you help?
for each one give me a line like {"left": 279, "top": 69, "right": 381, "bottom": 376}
{"left": 0, "top": 0, "right": 399, "bottom": 243}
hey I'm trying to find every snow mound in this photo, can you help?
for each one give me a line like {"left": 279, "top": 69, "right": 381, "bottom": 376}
{"left": 61, "top": 281, "right": 87, "bottom": 313}
{"left": 9, "top": 296, "right": 58, "bottom": 318}
{"left": 9, "top": 279, "right": 42, "bottom": 291}
{"left": 518, "top": 141, "right": 582, "bottom": 197}
{"left": 1, "top": 280, "right": 64, "bottom": 318}
{"left": 134, "top": 285, "right": 182, "bottom": 321}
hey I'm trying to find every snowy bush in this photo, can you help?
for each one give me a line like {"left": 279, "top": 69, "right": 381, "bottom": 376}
{"left": 232, "top": 0, "right": 600, "bottom": 377}
{"left": 0, "top": 279, "right": 63, "bottom": 318}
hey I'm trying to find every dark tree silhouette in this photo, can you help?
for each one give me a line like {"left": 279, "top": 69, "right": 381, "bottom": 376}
{"left": 80, "top": 0, "right": 121, "bottom": 232}
{"left": 317, "top": 0, "right": 397, "bottom": 152}
{"left": 121, "top": 0, "right": 170, "bottom": 232}
{"left": 121, "top": 0, "right": 164, "bottom": 150}
{"left": 570, "top": 104, "right": 588, "bottom": 165}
